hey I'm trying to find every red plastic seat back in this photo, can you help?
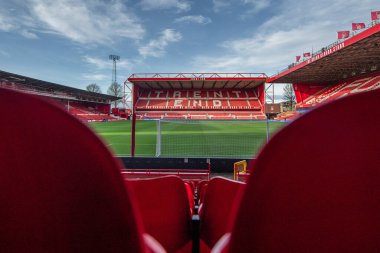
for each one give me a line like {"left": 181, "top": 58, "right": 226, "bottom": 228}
{"left": 184, "top": 182, "right": 195, "bottom": 212}
{"left": 227, "top": 90, "right": 380, "bottom": 253}
{"left": 200, "top": 177, "right": 245, "bottom": 248}
{"left": 128, "top": 176, "right": 192, "bottom": 252}
{"left": 0, "top": 89, "right": 145, "bottom": 252}
{"left": 197, "top": 180, "right": 209, "bottom": 205}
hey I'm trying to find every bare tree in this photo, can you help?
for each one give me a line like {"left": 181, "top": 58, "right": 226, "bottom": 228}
{"left": 283, "top": 84, "right": 296, "bottom": 110}
{"left": 86, "top": 83, "right": 102, "bottom": 93}
{"left": 107, "top": 82, "right": 122, "bottom": 107}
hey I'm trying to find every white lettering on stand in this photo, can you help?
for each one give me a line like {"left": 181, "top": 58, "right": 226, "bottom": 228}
{"left": 213, "top": 100, "right": 222, "bottom": 107}
{"left": 155, "top": 90, "right": 163, "bottom": 98}
{"left": 173, "top": 91, "right": 181, "bottom": 98}
{"left": 232, "top": 90, "right": 241, "bottom": 98}
{"left": 193, "top": 100, "right": 202, "bottom": 107}
{"left": 213, "top": 91, "right": 222, "bottom": 98}
{"left": 174, "top": 100, "right": 183, "bottom": 107}
{"left": 193, "top": 91, "right": 201, "bottom": 98}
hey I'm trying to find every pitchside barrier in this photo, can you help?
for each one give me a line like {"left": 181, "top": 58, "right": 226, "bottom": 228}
{"left": 150, "top": 119, "right": 286, "bottom": 159}
{"left": 119, "top": 157, "right": 255, "bottom": 173}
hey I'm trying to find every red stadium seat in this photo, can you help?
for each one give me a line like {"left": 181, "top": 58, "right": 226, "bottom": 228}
{"left": 197, "top": 180, "right": 209, "bottom": 205}
{"left": 128, "top": 176, "right": 193, "bottom": 253}
{"left": 199, "top": 177, "right": 245, "bottom": 251}
{"left": 184, "top": 181, "right": 195, "bottom": 213}
{"left": 212, "top": 89, "right": 380, "bottom": 253}
{"left": 184, "top": 179, "right": 195, "bottom": 193}
{"left": 0, "top": 88, "right": 163, "bottom": 253}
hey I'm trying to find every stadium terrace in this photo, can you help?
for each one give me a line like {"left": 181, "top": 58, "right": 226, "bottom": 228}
{"left": 1, "top": 11, "right": 380, "bottom": 253}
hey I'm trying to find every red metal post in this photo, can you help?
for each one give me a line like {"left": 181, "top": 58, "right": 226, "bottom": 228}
{"left": 131, "top": 111, "right": 136, "bottom": 157}
{"left": 131, "top": 84, "right": 139, "bottom": 157}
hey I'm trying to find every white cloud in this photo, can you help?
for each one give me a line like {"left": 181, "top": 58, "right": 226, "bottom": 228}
{"left": 20, "top": 30, "right": 38, "bottom": 39}
{"left": 0, "top": 9, "right": 41, "bottom": 39}
{"left": 212, "top": 0, "right": 231, "bottom": 12}
{"left": 83, "top": 73, "right": 109, "bottom": 81}
{"left": 0, "top": 0, "right": 145, "bottom": 44}
{"left": 29, "top": 0, "right": 145, "bottom": 44}
{"left": 174, "top": 15, "right": 212, "bottom": 25}
{"left": 140, "top": 0, "right": 191, "bottom": 12}
{"left": 194, "top": 0, "right": 378, "bottom": 75}
{"left": 213, "top": 0, "right": 271, "bottom": 13}
{"left": 139, "top": 29, "right": 182, "bottom": 58}
{"left": 0, "top": 14, "right": 15, "bottom": 31}
{"left": 84, "top": 56, "right": 112, "bottom": 69}
{"left": 192, "top": 27, "right": 312, "bottom": 73}
{"left": 242, "top": 0, "right": 271, "bottom": 12}
{"left": 84, "top": 56, "right": 132, "bottom": 70}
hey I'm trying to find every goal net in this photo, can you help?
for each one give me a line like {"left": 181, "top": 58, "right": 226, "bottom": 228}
{"left": 155, "top": 120, "right": 284, "bottom": 158}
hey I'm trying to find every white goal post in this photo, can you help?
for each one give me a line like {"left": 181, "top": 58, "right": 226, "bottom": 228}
{"left": 153, "top": 119, "right": 284, "bottom": 159}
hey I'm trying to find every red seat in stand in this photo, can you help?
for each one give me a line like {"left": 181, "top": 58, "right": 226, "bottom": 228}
{"left": 128, "top": 176, "right": 193, "bottom": 253}
{"left": 184, "top": 181, "right": 195, "bottom": 213}
{"left": 213, "top": 89, "right": 380, "bottom": 253}
{"left": 0, "top": 88, "right": 163, "bottom": 253}
{"left": 197, "top": 180, "right": 209, "bottom": 205}
{"left": 199, "top": 177, "right": 245, "bottom": 251}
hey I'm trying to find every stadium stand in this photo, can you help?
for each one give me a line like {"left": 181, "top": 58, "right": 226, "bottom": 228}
{"left": 269, "top": 22, "right": 380, "bottom": 113}
{"left": 134, "top": 89, "right": 264, "bottom": 120}
{"left": 295, "top": 72, "right": 380, "bottom": 109}
{"left": 2, "top": 14, "right": 380, "bottom": 253}
{"left": 0, "top": 70, "right": 120, "bottom": 122}
{"left": 128, "top": 176, "right": 193, "bottom": 253}
{"left": 128, "top": 74, "right": 267, "bottom": 121}
{"left": 0, "top": 88, "right": 164, "bottom": 253}
{"left": 212, "top": 89, "right": 380, "bottom": 253}
{"left": 66, "top": 103, "right": 116, "bottom": 122}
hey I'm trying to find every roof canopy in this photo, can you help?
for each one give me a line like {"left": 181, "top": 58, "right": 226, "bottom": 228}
{"left": 0, "top": 70, "right": 119, "bottom": 101}
{"left": 128, "top": 73, "right": 267, "bottom": 89}
{"left": 268, "top": 23, "right": 380, "bottom": 84}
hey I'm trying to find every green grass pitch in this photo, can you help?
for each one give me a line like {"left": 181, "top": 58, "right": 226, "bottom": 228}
{"left": 89, "top": 120, "right": 285, "bottom": 158}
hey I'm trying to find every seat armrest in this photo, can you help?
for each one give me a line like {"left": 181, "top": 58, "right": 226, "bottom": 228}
{"left": 143, "top": 234, "right": 166, "bottom": 253}
{"left": 211, "top": 233, "right": 231, "bottom": 253}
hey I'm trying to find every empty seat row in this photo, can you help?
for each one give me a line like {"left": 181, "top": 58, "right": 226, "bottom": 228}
{"left": 136, "top": 99, "right": 261, "bottom": 110}
{"left": 297, "top": 72, "right": 380, "bottom": 109}
{"left": 127, "top": 176, "right": 246, "bottom": 253}
{"left": 139, "top": 89, "right": 258, "bottom": 99}
{"left": 136, "top": 111, "right": 266, "bottom": 120}
{"left": 2, "top": 87, "right": 380, "bottom": 252}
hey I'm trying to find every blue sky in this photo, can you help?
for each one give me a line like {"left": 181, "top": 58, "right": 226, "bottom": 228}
{"left": 0, "top": 0, "right": 379, "bottom": 94}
